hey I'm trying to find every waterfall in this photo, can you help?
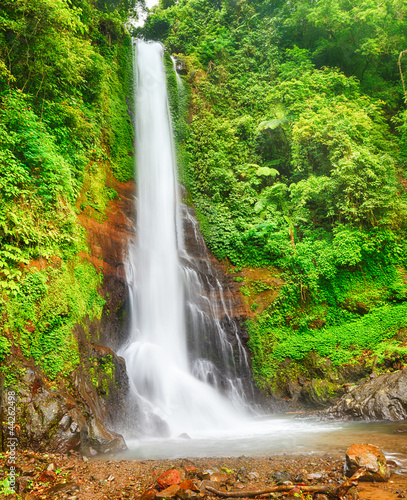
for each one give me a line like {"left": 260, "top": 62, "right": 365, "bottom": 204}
{"left": 120, "top": 40, "right": 253, "bottom": 440}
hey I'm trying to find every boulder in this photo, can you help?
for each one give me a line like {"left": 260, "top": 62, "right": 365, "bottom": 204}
{"left": 344, "top": 444, "right": 390, "bottom": 482}
{"left": 158, "top": 469, "right": 182, "bottom": 489}
{"left": 178, "top": 433, "right": 191, "bottom": 439}
{"left": 0, "top": 363, "right": 126, "bottom": 456}
{"left": 300, "top": 379, "right": 340, "bottom": 408}
{"left": 326, "top": 370, "right": 407, "bottom": 420}
{"left": 173, "top": 57, "right": 187, "bottom": 75}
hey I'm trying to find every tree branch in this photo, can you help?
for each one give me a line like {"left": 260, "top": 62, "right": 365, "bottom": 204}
{"left": 205, "top": 468, "right": 366, "bottom": 500}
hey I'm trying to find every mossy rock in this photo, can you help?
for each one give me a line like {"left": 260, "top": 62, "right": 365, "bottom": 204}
{"left": 300, "top": 379, "right": 342, "bottom": 409}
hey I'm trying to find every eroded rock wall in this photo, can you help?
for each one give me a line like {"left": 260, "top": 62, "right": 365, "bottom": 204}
{"left": 0, "top": 178, "right": 135, "bottom": 456}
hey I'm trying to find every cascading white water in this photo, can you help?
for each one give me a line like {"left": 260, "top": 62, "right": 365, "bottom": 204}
{"left": 120, "top": 40, "right": 249, "bottom": 439}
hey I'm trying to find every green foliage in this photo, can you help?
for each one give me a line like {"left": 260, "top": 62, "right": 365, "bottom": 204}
{"left": 4, "top": 262, "right": 105, "bottom": 379}
{"left": 88, "top": 353, "right": 115, "bottom": 395}
{"left": 106, "top": 187, "right": 119, "bottom": 200}
{"left": 248, "top": 302, "right": 407, "bottom": 386}
{"left": 144, "top": 0, "right": 407, "bottom": 386}
{"left": 0, "top": 477, "right": 15, "bottom": 496}
{"left": 0, "top": 333, "right": 11, "bottom": 362}
{"left": 281, "top": 0, "right": 407, "bottom": 99}
{"left": 0, "top": 0, "right": 134, "bottom": 382}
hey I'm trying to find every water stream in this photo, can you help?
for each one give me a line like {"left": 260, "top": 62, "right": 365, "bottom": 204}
{"left": 119, "top": 40, "right": 252, "bottom": 442}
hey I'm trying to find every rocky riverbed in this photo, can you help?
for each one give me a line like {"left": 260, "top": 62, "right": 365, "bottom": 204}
{"left": 2, "top": 448, "right": 407, "bottom": 500}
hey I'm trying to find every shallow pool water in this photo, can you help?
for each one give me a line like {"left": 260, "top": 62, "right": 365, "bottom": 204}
{"left": 110, "top": 415, "right": 407, "bottom": 466}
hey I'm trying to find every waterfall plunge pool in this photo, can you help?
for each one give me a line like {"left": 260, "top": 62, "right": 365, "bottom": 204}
{"left": 108, "top": 415, "right": 407, "bottom": 467}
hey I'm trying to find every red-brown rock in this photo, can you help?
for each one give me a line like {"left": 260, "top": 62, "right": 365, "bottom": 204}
{"left": 156, "top": 485, "right": 180, "bottom": 499}
{"left": 209, "top": 473, "right": 229, "bottom": 485}
{"left": 139, "top": 488, "right": 159, "bottom": 500}
{"left": 198, "top": 480, "right": 218, "bottom": 493}
{"left": 345, "top": 443, "right": 390, "bottom": 482}
{"left": 184, "top": 465, "right": 197, "bottom": 476}
{"left": 177, "top": 489, "right": 203, "bottom": 500}
{"left": 39, "top": 470, "right": 57, "bottom": 483}
{"left": 158, "top": 469, "right": 182, "bottom": 489}
{"left": 179, "top": 480, "right": 199, "bottom": 491}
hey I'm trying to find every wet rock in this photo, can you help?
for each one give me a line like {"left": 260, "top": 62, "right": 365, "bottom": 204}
{"left": 345, "top": 486, "right": 359, "bottom": 499}
{"left": 247, "top": 472, "right": 259, "bottom": 480}
{"left": 300, "top": 379, "right": 340, "bottom": 408}
{"left": 39, "top": 470, "right": 57, "bottom": 482}
{"left": 144, "top": 413, "right": 171, "bottom": 438}
{"left": 184, "top": 465, "right": 197, "bottom": 476}
{"left": 72, "top": 343, "right": 129, "bottom": 433}
{"left": 42, "top": 481, "right": 79, "bottom": 496}
{"left": 271, "top": 471, "right": 292, "bottom": 484}
{"left": 139, "top": 489, "right": 159, "bottom": 500}
{"left": 0, "top": 181, "right": 134, "bottom": 457}
{"left": 182, "top": 201, "right": 259, "bottom": 406}
{"left": 199, "top": 468, "right": 219, "bottom": 480}
{"left": 179, "top": 480, "right": 200, "bottom": 491}
{"left": 199, "top": 480, "right": 218, "bottom": 493}
{"left": 177, "top": 489, "right": 204, "bottom": 500}
{"left": 326, "top": 370, "right": 407, "bottom": 420}
{"left": 178, "top": 433, "right": 191, "bottom": 439}
{"left": 173, "top": 56, "right": 187, "bottom": 75}
{"left": 158, "top": 469, "right": 182, "bottom": 489}
{"left": 156, "top": 485, "right": 181, "bottom": 499}
{"left": 209, "top": 473, "right": 229, "bottom": 485}
{"left": 345, "top": 444, "right": 390, "bottom": 482}
{"left": 0, "top": 361, "right": 126, "bottom": 457}
{"left": 293, "top": 469, "right": 308, "bottom": 484}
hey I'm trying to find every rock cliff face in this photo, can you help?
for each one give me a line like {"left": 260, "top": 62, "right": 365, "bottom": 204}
{"left": 0, "top": 360, "right": 126, "bottom": 456}
{"left": 78, "top": 178, "right": 135, "bottom": 352}
{"left": 181, "top": 202, "right": 277, "bottom": 410}
{"left": 0, "top": 177, "right": 135, "bottom": 456}
{"left": 326, "top": 369, "right": 407, "bottom": 420}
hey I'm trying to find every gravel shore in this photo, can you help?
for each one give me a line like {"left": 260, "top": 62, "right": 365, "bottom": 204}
{"left": 2, "top": 449, "right": 407, "bottom": 500}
